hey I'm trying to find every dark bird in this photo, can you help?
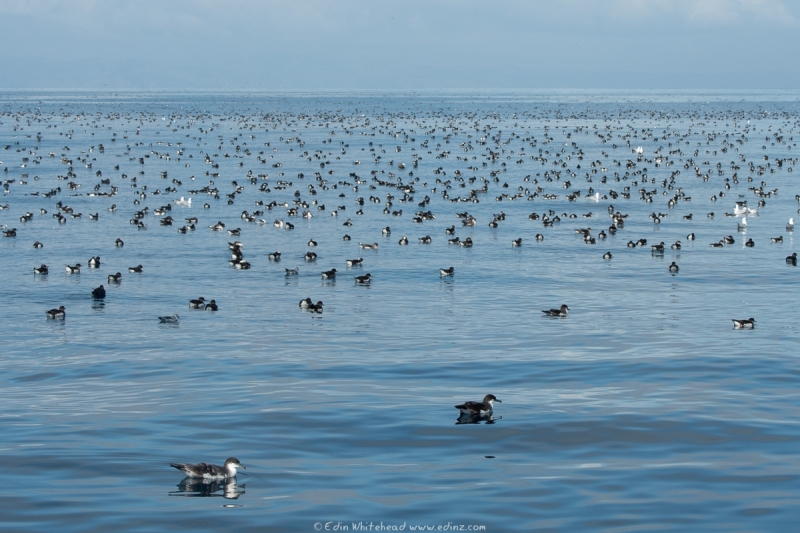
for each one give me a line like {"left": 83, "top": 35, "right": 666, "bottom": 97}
{"left": 455, "top": 394, "right": 501, "bottom": 415}
{"left": 91, "top": 285, "right": 106, "bottom": 299}
{"left": 732, "top": 318, "right": 755, "bottom": 329}
{"left": 169, "top": 457, "right": 245, "bottom": 480}
{"left": 45, "top": 306, "right": 66, "bottom": 319}
{"left": 542, "top": 304, "right": 570, "bottom": 317}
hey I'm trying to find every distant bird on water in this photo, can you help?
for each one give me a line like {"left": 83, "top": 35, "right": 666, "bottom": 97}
{"left": 45, "top": 306, "right": 66, "bottom": 319}
{"left": 170, "top": 457, "right": 245, "bottom": 480}
{"left": 455, "top": 394, "right": 502, "bottom": 415}
{"left": 91, "top": 285, "right": 106, "bottom": 299}
{"left": 732, "top": 318, "right": 755, "bottom": 329}
{"left": 158, "top": 314, "right": 180, "bottom": 324}
{"left": 542, "top": 304, "right": 570, "bottom": 317}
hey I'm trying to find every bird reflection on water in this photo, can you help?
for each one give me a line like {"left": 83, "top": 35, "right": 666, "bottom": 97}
{"left": 455, "top": 413, "right": 502, "bottom": 425}
{"left": 170, "top": 477, "right": 246, "bottom": 499}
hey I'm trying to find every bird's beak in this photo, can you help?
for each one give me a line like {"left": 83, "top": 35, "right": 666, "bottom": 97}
{"left": 495, "top": 399, "right": 502, "bottom": 403}
{"left": 240, "top": 464, "right": 246, "bottom": 469}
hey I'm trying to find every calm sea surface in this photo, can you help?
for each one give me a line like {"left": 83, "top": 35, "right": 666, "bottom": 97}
{"left": 1, "top": 90, "right": 799, "bottom": 532}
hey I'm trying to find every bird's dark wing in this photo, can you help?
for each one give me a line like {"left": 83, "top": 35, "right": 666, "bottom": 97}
{"left": 455, "top": 401, "right": 486, "bottom": 412}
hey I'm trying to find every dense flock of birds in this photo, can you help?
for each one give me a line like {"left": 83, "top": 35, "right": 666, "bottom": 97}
{"left": 1, "top": 101, "right": 798, "bottom": 331}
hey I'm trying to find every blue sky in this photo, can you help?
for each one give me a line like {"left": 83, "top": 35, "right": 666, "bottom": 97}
{"left": 1, "top": 0, "right": 798, "bottom": 90}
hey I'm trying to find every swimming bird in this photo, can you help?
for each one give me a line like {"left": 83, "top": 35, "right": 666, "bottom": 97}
{"left": 355, "top": 273, "right": 371, "bottom": 284}
{"left": 158, "top": 314, "right": 180, "bottom": 324}
{"left": 737, "top": 217, "right": 747, "bottom": 231}
{"left": 745, "top": 238, "right": 755, "bottom": 247}
{"left": 91, "top": 285, "right": 106, "bottom": 299}
{"left": 189, "top": 297, "right": 206, "bottom": 309}
{"left": 66, "top": 263, "right": 81, "bottom": 274}
{"left": 299, "top": 298, "right": 312, "bottom": 309}
{"left": 169, "top": 457, "right": 245, "bottom": 480}
{"left": 668, "top": 262, "right": 679, "bottom": 272}
{"left": 455, "top": 394, "right": 501, "bottom": 415}
{"left": 268, "top": 251, "right": 281, "bottom": 261}
{"left": 398, "top": 235, "right": 408, "bottom": 245}
{"left": 787, "top": 218, "right": 794, "bottom": 231}
{"left": 512, "top": 238, "right": 522, "bottom": 247}
{"left": 88, "top": 256, "right": 100, "bottom": 268}
{"left": 45, "top": 305, "right": 66, "bottom": 319}
{"left": 786, "top": 253, "right": 797, "bottom": 266}
{"left": 285, "top": 267, "right": 299, "bottom": 275}
{"left": 359, "top": 242, "right": 379, "bottom": 249}
{"left": 440, "top": 266, "right": 454, "bottom": 276}
{"left": 33, "top": 241, "right": 43, "bottom": 248}
{"left": 603, "top": 251, "right": 612, "bottom": 260}
{"left": 33, "top": 264, "right": 48, "bottom": 275}
{"left": 771, "top": 236, "right": 784, "bottom": 244}
{"left": 732, "top": 318, "right": 755, "bottom": 329}
{"left": 322, "top": 268, "right": 337, "bottom": 279}
{"left": 345, "top": 258, "right": 363, "bottom": 266}
{"left": 687, "top": 233, "right": 695, "bottom": 241}
{"left": 108, "top": 272, "right": 122, "bottom": 283}
{"left": 542, "top": 304, "right": 570, "bottom": 317}
{"left": 204, "top": 299, "right": 218, "bottom": 311}
{"left": 308, "top": 301, "right": 324, "bottom": 313}
{"left": 128, "top": 264, "right": 143, "bottom": 273}
{"left": 115, "top": 238, "right": 124, "bottom": 247}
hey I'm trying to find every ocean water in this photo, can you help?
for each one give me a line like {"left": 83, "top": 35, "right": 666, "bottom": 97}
{"left": 1, "top": 89, "right": 799, "bottom": 531}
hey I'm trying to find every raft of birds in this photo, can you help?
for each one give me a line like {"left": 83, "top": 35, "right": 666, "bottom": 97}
{"left": 1, "top": 103, "right": 795, "bottom": 332}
